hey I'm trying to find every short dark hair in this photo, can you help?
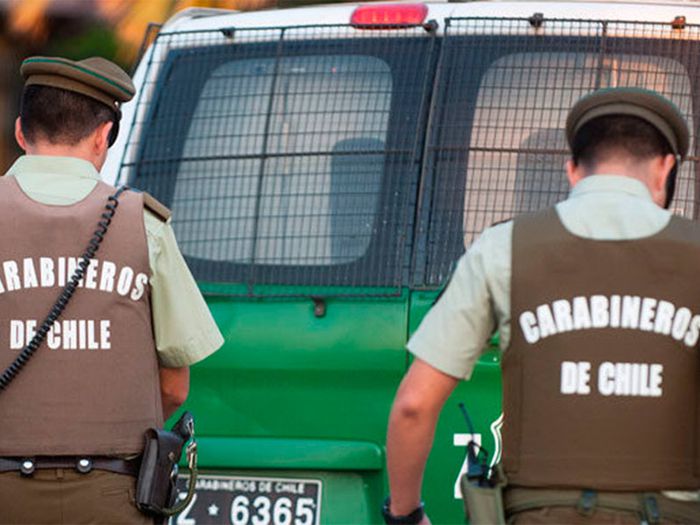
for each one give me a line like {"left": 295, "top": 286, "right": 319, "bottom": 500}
{"left": 571, "top": 114, "right": 673, "bottom": 170}
{"left": 20, "top": 85, "right": 115, "bottom": 145}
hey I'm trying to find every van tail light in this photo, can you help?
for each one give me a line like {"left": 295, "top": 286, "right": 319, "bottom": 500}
{"left": 350, "top": 4, "right": 428, "bottom": 29}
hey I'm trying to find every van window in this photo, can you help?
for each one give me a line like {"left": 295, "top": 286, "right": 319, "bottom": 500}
{"left": 173, "top": 55, "right": 390, "bottom": 266}
{"left": 421, "top": 20, "right": 698, "bottom": 286}
{"left": 464, "top": 52, "right": 694, "bottom": 244}
{"left": 130, "top": 34, "right": 433, "bottom": 294}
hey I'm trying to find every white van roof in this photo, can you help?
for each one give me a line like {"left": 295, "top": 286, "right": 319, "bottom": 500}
{"left": 162, "top": 0, "right": 700, "bottom": 34}
{"left": 102, "top": 0, "right": 700, "bottom": 182}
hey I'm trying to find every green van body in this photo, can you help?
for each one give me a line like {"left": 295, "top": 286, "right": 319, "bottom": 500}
{"left": 183, "top": 291, "right": 501, "bottom": 524}
{"left": 105, "top": 3, "right": 700, "bottom": 523}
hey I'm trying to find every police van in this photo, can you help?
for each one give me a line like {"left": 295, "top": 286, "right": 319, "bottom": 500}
{"left": 104, "top": 1, "right": 700, "bottom": 523}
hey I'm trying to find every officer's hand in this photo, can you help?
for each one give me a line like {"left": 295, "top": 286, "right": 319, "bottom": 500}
{"left": 418, "top": 514, "right": 432, "bottom": 525}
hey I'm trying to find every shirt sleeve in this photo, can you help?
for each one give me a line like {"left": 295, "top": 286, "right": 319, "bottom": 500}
{"left": 407, "top": 222, "right": 511, "bottom": 379}
{"left": 144, "top": 212, "right": 224, "bottom": 368}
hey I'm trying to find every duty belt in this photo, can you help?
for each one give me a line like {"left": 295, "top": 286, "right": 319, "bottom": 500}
{"left": 504, "top": 487, "right": 700, "bottom": 524}
{"left": 0, "top": 455, "right": 141, "bottom": 477}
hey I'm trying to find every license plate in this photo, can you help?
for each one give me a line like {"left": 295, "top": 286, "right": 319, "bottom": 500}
{"left": 171, "top": 474, "right": 322, "bottom": 525}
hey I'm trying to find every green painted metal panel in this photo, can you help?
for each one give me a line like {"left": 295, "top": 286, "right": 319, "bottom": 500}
{"left": 188, "top": 291, "right": 407, "bottom": 443}
{"left": 173, "top": 287, "right": 410, "bottom": 524}
{"left": 195, "top": 437, "right": 383, "bottom": 471}
{"left": 172, "top": 287, "right": 502, "bottom": 525}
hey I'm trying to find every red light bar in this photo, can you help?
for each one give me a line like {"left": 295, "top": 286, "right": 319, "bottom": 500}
{"left": 350, "top": 4, "right": 428, "bottom": 29}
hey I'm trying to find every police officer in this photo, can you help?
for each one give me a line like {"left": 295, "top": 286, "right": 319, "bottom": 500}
{"left": 0, "top": 56, "right": 223, "bottom": 524}
{"left": 384, "top": 87, "right": 700, "bottom": 525}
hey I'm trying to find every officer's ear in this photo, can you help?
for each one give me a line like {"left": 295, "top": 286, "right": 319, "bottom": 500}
{"left": 565, "top": 159, "right": 585, "bottom": 189}
{"left": 662, "top": 153, "right": 677, "bottom": 181}
{"left": 649, "top": 153, "right": 677, "bottom": 208}
{"left": 93, "top": 120, "right": 113, "bottom": 154}
{"left": 14, "top": 117, "right": 28, "bottom": 152}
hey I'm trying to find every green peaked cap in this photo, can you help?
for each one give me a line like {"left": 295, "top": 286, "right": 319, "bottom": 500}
{"left": 566, "top": 87, "right": 690, "bottom": 160}
{"left": 20, "top": 56, "right": 135, "bottom": 117}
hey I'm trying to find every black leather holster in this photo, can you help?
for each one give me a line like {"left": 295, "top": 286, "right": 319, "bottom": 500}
{"left": 135, "top": 411, "right": 197, "bottom": 517}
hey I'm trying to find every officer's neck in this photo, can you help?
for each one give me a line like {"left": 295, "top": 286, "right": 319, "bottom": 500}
{"left": 15, "top": 118, "right": 111, "bottom": 172}
{"left": 22, "top": 139, "right": 107, "bottom": 172}
{"left": 568, "top": 155, "right": 674, "bottom": 208}
{"left": 585, "top": 158, "right": 657, "bottom": 179}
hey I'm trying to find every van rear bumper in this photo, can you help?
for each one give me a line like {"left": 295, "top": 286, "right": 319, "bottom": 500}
{"left": 175, "top": 437, "right": 385, "bottom": 524}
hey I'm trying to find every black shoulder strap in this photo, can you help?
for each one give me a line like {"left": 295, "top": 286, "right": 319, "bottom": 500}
{"left": 0, "top": 186, "right": 130, "bottom": 392}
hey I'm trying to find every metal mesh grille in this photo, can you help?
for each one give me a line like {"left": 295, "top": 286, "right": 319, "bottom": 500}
{"left": 421, "top": 18, "right": 700, "bottom": 286}
{"left": 119, "top": 17, "right": 700, "bottom": 295}
{"left": 120, "top": 25, "right": 435, "bottom": 296}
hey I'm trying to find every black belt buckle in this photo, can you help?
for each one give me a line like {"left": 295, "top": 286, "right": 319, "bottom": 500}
{"left": 20, "top": 458, "right": 35, "bottom": 477}
{"left": 76, "top": 457, "right": 93, "bottom": 474}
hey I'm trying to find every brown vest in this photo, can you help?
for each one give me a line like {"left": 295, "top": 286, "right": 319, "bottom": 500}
{"left": 505, "top": 207, "right": 700, "bottom": 490}
{"left": 0, "top": 177, "right": 163, "bottom": 456}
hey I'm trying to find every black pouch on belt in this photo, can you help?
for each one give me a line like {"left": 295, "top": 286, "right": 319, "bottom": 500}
{"left": 135, "top": 411, "right": 198, "bottom": 517}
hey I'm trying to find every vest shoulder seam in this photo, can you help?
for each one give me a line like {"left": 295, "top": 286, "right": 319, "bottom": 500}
{"left": 142, "top": 192, "right": 171, "bottom": 222}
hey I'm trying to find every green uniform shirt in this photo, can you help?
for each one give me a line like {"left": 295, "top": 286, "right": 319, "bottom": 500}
{"left": 4, "top": 155, "right": 224, "bottom": 368}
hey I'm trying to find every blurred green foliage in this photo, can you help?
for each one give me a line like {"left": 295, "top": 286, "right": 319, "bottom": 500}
{"left": 44, "top": 24, "right": 126, "bottom": 69}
